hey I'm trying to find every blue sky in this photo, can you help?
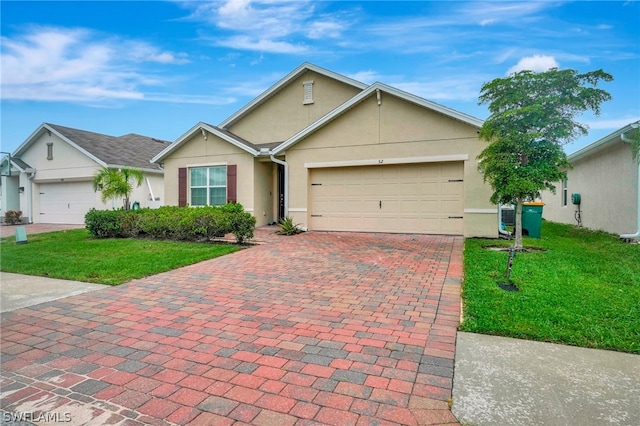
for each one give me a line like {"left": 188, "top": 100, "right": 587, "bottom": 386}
{"left": 1, "top": 1, "right": 639, "bottom": 155}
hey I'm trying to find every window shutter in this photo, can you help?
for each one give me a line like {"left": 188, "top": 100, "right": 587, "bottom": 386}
{"left": 178, "top": 168, "right": 187, "bottom": 207}
{"left": 227, "top": 165, "right": 237, "bottom": 203}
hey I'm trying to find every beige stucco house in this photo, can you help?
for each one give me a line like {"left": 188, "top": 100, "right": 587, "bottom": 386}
{"left": 152, "top": 63, "right": 497, "bottom": 237}
{"left": 541, "top": 121, "right": 640, "bottom": 239}
{"left": 0, "top": 123, "right": 169, "bottom": 224}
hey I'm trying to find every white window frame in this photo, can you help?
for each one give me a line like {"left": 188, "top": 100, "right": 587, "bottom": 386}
{"left": 189, "top": 165, "right": 227, "bottom": 206}
{"left": 562, "top": 178, "right": 568, "bottom": 207}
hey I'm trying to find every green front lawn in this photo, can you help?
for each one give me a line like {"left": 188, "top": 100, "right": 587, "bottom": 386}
{"left": 0, "top": 229, "right": 241, "bottom": 285}
{"left": 461, "top": 221, "right": 640, "bottom": 354}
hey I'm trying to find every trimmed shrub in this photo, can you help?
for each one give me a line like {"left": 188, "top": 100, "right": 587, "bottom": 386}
{"left": 119, "top": 210, "right": 144, "bottom": 238}
{"left": 85, "top": 209, "right": 125, "bottom": 238}
{"left": 221, "top": 203, "right": 256, "bottom": 244}
{"left": 4, "top": 210, "right": 23, "bottom": 225}
{"left": 84, "top": 203, "right": 256, "bottom": 243}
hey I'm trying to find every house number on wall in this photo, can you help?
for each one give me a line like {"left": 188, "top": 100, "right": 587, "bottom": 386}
{"left": 378, "top": 159, "right": 384, "bottom": 164}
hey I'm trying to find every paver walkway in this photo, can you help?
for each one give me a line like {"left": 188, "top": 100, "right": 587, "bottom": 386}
{"left": 1, "top": 229, "right": 463, "bottom": 425}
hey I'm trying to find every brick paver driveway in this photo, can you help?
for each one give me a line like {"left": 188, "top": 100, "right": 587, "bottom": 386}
{"left": 1, "top": 230, "right": 463, "bottom": 425}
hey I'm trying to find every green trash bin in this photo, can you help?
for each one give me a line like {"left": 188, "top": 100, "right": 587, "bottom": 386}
{"left": 521, "top": 202, "right": 544, "bottom": 238}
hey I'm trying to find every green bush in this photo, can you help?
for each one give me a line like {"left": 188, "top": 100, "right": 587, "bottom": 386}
{"left": 221, "top": 203, "right": 256, "bottom": 243}
{"left": 85, "top": 209, "right": 125, "bottom": 238}
{"left": 119, "top": 210, "right": 144, "bottom": 238}
{"left": 4, "top": 210, "right": 23, "bottom": 225}
{"left": 138, "top": 206, "right": 188, "bottom": 240}
{"left": 85, "top": 203, "right": 255, "bottom": 243}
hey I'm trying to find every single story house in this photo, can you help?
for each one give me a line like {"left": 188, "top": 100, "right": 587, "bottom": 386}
{"left": 0, "top": 123, "right": 169, "bottom": 224}
{"left": 152, "top": 63, "right": 497, "bottom": 237}
{"left": 541, "top": 121, "right": 640, "bottom": 239}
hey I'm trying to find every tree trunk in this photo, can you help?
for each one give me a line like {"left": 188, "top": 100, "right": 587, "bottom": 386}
{"left": 124, "top": 197, "right": 130, "bottom": 211}
{"left": 514, "top": 198, "right": 523, "bottom": 250}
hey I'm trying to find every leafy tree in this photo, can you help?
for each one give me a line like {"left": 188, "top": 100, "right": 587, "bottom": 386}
{"left": 627, "top": 126, "right": 640, "bottom": 163}
{"left": 93, "top": 167, "right": 145, "bottom": 210}
{"left": 478, "top": 68, "right": 613, "bottom": 249}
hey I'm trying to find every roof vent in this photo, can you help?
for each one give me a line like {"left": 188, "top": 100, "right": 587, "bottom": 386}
{"left": 303, "top": 80, "right": 314, "bottom": 105}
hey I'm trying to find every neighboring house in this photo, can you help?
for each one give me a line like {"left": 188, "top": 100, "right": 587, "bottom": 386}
{"left": 152, "top": 63, "right": 497, "bottom": 237}
{"left": 0, "top": 123, "right": 170, "bottom": 224}
{"left": 541, "top": 121, "right": 640, "bottom": 238}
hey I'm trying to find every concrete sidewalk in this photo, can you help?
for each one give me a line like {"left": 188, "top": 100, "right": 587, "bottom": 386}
{"left": 452, "top": 332, "right": 640, "bottom": 426}
{"left": 0, "top": 272, "right": 106, "bottom": 313}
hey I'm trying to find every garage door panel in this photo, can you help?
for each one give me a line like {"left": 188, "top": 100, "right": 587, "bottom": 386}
{"left": 382, "top": 199, "right": 420, "bottom": 214}
{"left": 309, "top": 162, "right": 464, "bottom": 234}
{"left": 444, "top": 181, "right": 463, "bottom": 189}
{"left": 361, "top": 183, "right": 379, "bottom": 196}
{"left": 442, "top": 199, "right": 463, "bottom": 212}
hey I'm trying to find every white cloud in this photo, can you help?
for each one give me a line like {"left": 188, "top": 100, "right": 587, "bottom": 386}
{"left": 495, "top": 48, "right": 517, "bottom": 64}
{"left": 0, "top": 26, "right": 219, "bottom": 104}
{"left": 222, "top": 72, "right": 286, "bottom": 97}
{"left": 124, "top": 42, "right": 190, "bottom": 64}
{"left": 586, "top": 117, "right": 640, "bottom": 130}
{"left": 185, "top": 0, "right": 351, "bottom": 54}
{"left": 391, "top": 75, "right": 487, "bottom": 102}
{"left": 1, "top": 27, "right": 141, "bottom": 101}
{"left": 144, "top": 93, "right": 237, "bottom": 105}
{"left": 506, "top": 55, "right": 559, "bottom": 75}
{"left": 215, "top": 0, "right": 306, "bottom": 39}
{"left": 215, "top": 35, "right": 308, "bottom": 54}
{"left": 345, "top": 70, "right": 382, "bottom": 84}
{"left": 306, "top": 19, "right": 345, "bottom": 40}
{"left": 360, "top": 2, "right": 554, "bottom": 55}
{"left": 460, "top": 2, "right": 555, "bottom": 26}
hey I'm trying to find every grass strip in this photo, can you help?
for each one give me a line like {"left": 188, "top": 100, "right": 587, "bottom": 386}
{"left": 461, "top": 221, "right": 640, "bottom": 354}
{"left": 0, "top": 229, "right": 241, "bottom": 285}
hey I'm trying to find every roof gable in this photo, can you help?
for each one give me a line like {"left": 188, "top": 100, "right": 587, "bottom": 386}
{"left": 13, "top": 123, "right": 170, "bottom": 172}
{"left": 153, "top": 65, "right": 485, "bottom": 162}
{"left": 219, "top": 62, "right": 368, "bottom": 129}
{"left": 569, "top": 121, "right": 640, "bottom": 163}
{"left": 151, "top": 122, "right": 260, "bottom": 163}
{"left": 0, "top": 156, "right": 32, "bottom": 175}
{"left": 272, "top": 82, "right": 484, "bottom": 155}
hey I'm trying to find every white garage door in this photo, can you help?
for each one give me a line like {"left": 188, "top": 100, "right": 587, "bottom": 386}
{"left": 38, "top": 182, "right": 97, "bottom": 224}
{"left": 309, "top": 162, "right": 464, "bottom": 234}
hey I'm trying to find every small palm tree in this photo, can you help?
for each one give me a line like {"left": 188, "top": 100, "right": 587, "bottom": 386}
{"left": 93, "top": 167, "right": 144, "bottom": 210}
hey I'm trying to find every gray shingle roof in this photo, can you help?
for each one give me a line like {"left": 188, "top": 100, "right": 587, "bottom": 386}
{"left": 205, "top": 123, "right": 283, "bottom": 152}
{"left": 47, "top": 123, "right": 170, "bottom": 171}
{"left": 11, "top": 157, "right": 32, "bottom": 171}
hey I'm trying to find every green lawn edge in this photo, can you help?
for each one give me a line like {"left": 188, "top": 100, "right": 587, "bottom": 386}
{"left": 460, "top": 221, "right": 640, "bottom": 354}
{"left": 0, "top": 228, "right": 242, "bottom": 285}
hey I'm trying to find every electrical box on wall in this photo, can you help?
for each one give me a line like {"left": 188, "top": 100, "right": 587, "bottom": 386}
{"left": 572, "top": 193, "right": 581, "bottom": 205}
